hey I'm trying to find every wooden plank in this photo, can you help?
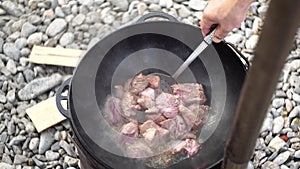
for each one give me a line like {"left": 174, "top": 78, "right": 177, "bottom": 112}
{"left": 26, "top": 97, "right": 67, "bottom": 133}
{"left": 29, "top": 45, "right": 84, "bottom": 67}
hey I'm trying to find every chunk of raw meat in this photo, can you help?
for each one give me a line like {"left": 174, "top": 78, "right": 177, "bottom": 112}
{"left": 146, "top": 75, "right": 160, "bottom": 89}
{"left": 121, "top": 121, "right": 138, "bottom": 137}
{"left": 184, "top": 139, "right": 200, "bottom": 156}
{"left": 130, "top": 74, "right": 149, "bottom": 94}
{"left": 139, "top": 120, "right": 169, "bottom": 136}
{"left": 141, "top": 126, "right": 170, "bottom": 147}
{"left": 104, "top": 96, "right": 124, "bottom": 124}
{"left": 142, "top": 128, "right": 158, "bottom": 142}
{"left": 156, "top": 93, "right": 179, "bottom": 118}
{"left": 188, "top": 104, "right": 210, "bottom": 129}
{"left": 169, "top": 140, "right": 187, "bottom": 153}
{"left": 160, "top": 115, "right": 187, "bottom": 139}
{"left": 125, "top": 140, "right": 154, "bottom": 158}
{"left": 121, "top": 92, "right": 140, "bottom": 117}
{"left": 172, "top": 83, "right": 207, "bottom": 105}
{"left": 179, "top": 104, "right": 197, "bottom": 129}
{"left": 137, "top": 88, "right": 156, "bottom": 109}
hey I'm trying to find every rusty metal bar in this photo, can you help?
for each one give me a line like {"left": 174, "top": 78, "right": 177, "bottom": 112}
{"left": 222, "top": 0, "right": 300, "bottom": 168}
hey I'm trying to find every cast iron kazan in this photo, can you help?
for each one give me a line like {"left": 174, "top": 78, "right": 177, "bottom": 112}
{"left": 56, "top": 12, "right": 249, "bottom": 169}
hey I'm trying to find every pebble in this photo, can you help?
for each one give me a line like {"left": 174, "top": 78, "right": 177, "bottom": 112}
{"left": 2, "top": 153, "right": 12, "bottom": 164}
{"left": 46, "top": 19, "right": 67, "bottom": 37}
{"left": 0, "top": 38, "right": 3, "bottom": 53}
{"left": 159, "top": 0, "right": 173, "bottom": 8}
{"left": 289, "top": 75, "right": 300, "bottom": 94}
{"left": 29, "top": 138, "right": 39, "bottom": 151}
{"left": 272, "top": 98, "right": 285, "bottom": 109}
{"left": 59, "top": 32, "right": 75, "bottom": 46}
{"left": 188, "top": 0, "right": 207, "bottom": 11}
{"left": 59, "top": 140, "right": 77, "bottom": 157}
{"left": 292, "top": 93, "right": 300, "bottom": 103}
{"left": 0, "top": 162, "right": 14, "bottom": 169}
{"left": 15, "top": 38, "right": 28, "bottom": 49}
{"left": 9, "top": 135, "right": 26, "bottom": 146}
{"left": 38, "top": 128, "right": 55, "bottom": 154}
{"left": 45, "top": 150, "right": 60, "bottom": 161}
{"left": 178, "top": 5, "right": 191, "bottom": 18}
{"left": 289, "top": 106, "right": 300, "bottom": 118}
{"left": 13, "top": 154, "right": 27, "bottom": 165}
{"left": 21, "top": 22, "right": 37, "bottom": 38}
{"left": 273, "top": 151, "right": 290, "bottom": 165}
{"left": 78, "top": 0, "right": 94, "bottom": 6}
{"left": 28, "top": 15, "right": 42, "bottom": 25}
{"left": 290, "top": 60, "right": 300, "bottom": 71}
{"left": 0, "top": 91, "right": 7, "bottom": 103}
{"left": 295, "top": 150, "right": 300, "bottom": 158}
{"left": 18, "top": 73, "right": 62, "bottom": 100}
{"left": 148, "top": 4, "right": 162, "bottom": 12}
{"left": 6, "top": 59, "right": 17, "bottom": 75}
{"left": 108, "top": 0, "right": 129, "bottom": 11}
{"left": 273, "top": 116, "right": 284, "bottom": 134}
{"left": 64, "top": 156, "right": 78, "bottom": 167}
{"left": 260, "top": 117, "right": 273, "bottom": 132}
{"left": 144, "top": 0, "right": 160, "bottom": 4}
{"left": 6, "top": 89, "right": 15, "bottom": 103}
{"left": 268, "top": 136, "right": 286, "bottom": 152}
{"left": 290, "top": 118, "right": 300, "bottom": 131}
{"left": 225, "top": 33, "right": 244, "bottom": 46}
{"left": 285, "top": 99, "right": 293, "bottom": 112}
{"left": 72, "top": 14, "right": 86, "bottom": 26}
{"left": 55, "top": 7, "right": 65, "bottom": 17}
{"left": 262, "top": 161, "right": 280, "bottom": 169}
{"left": 246, "top": 34, "right": 259, "bottom": 50}
{"left": 3, "top": 43, "right": 21, "bottom": 61}
{"left": 1, "top": 1, "right": 23, "bottom": 17}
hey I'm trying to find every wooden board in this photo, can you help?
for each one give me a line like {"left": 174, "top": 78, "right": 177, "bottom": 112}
{"left": 26, "top": 97, "right": 67, "bottom": 133}
{"left": 29, "top": 45, "right": 84, "bottom": 67}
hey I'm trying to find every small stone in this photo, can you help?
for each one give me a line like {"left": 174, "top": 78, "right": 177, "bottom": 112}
{"left": 45, "top": 150, "right": 60, "bottom": 161}
{"left": 285, "top": 99, "right": 293, "bottom": 112}
{"left": 0, "top": 91, "right": 7, "bottom": 103}
{"left": 51, "top": 142, "right": 61, "bottom": 151}
{"left": 273, "top": 116, "right": 284, "bottom": 134}
{"left": 2, "top": 154, "right": 12, "bottom": 164}
{"left": 13, "top": 154, "right": 27, "bottom": 165}
{"left": 260, "top": 117, "right": 273, "bottom": 132}
{"left": 262, "top": 161, "right": 280, "bottom": 169}
{"left": 72, "top": 14, "right": 85, "bottom": 26}
{"left": 178, "top": 5, "right": 191, "bottom": 18}
{"left": 7, "top": 121, "right": 15, "bottom": 135}
{"left": 78, "top": 0, "right": 93, "bottom": 6}
{"left": 59, "top": 32, "right": 74, "bottom": 46}
{"left": 103, "top": 15, "right": 115, "bottom": 25}
{"left": 289, "top": 106, "right": 300, "bottom": 118}
{"left": 258, "top": 5, "right": 268, "bottom": 17}
{"left": 294, "top": 150, "right": 300, "bottom": 158}
{"left": 46, "top": 19, "right": 67, "bottom": 37}
{"left": 0, "top": 38, "right": 3, "bottom": 53}
{"left": 55, "top": 7, "right": 65, "bottom": 17}
{"left": 3, "top": 43, "right": 20, "bottom": 61}
{"left": 64, "top": 156, "right": 78, "bottom": 167}
{"left": 28, "top": 15, "right": 42, "bottom": 25}
{"left": 159, "top": 0, "right": 173, "bottom": 8}
{"left": 29, "top": 138, "right": 39, "bottom": 151}
{"left": 272, "top": 98, "right": 285, "bottom": 108}
{"left": 268, "top": 136, "right": 286, "bottom": 152}
{"left": 6, "top": 59, "right": 17, "bottom": 75}
{"left": 0, "top": 162, "right": 14, "bottom": 169}
{"left": 23, "top": 69, "right": 35, "bottom": 83}
{"left": 148, "top": 4, "right": 161, "bottom": 12}
{"left": 291, "top": 118, "right": 300, "bottom": 131}
{"left": 38, "top": 128, "right": 55, "bottom": 154}
{"left": 290, "top": 60, "right": 300, "bottom": 72}
{"left": 18, "top": 73, "right": 62, "bottom": 100}
{"left": 188, "top": 0, "right": 207, "bottom": 11}
{"left": 27, "top": 32, "right": 43, "bottom": 46}
{"left": 9, "top": 135, "right": 27, "bottom": 146}
{"left": 290, "top": 75, "right": 300, "bottom": 94}
{"left": 6, "top": 89, "right": 15, "bottom": 103}
{"left": 108, "top": 0, "right": 129, "bottom": 11}
{"left": 59, "top": 140, "right": 77, "bottom": 157}
{"left": 15, "top": 38, "right": 28, "bottom": 49}
{"left": 273, "top": 151, "right": 290, "bottom": 165}
{"left": 225, "top": 33, "right": 244, "bottom": 46}
{"left": 293, "top": 93, "right": 300, "bottom": 103}
{"left": 144, "top": 0, "right": 159, "bottom": 4}
{"left": 21, "top": 22, "right": 37, "bottom": 38}
{"left": 0, "top": 8, "right": 6, "bottom": 15}
{"left": 246, "top": 35, "right": 259, "bottom": 50}
{"left": 20, "top": 48, "right": 31, "bottom": 57}
{"left": 1, "top": 1, "right": 23, "bottom": 17}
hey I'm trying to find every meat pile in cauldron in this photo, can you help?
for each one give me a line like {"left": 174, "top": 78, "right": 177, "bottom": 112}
{"left": 103, "top": 74, "right": 210, "bottom": 162}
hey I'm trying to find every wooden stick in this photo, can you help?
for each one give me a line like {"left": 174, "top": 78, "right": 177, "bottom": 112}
{"left": 222, "top": 1, "right": 300, "bottom": 168}
{"left": 26, "top": 97, "right": 67, "bottom": 133}
{"left": 29, "top": 45, "right": 84, "bottom": 67}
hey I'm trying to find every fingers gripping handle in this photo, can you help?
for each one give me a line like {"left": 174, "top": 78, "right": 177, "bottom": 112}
{"left": 56, "top": 78, "right": 72, "bottom": 119}
{"left": 137, "top": 12, "right": 179, "bottom": 23}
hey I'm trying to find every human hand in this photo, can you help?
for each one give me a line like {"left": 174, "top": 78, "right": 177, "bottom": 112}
{"left": 200, "top": 0, "right": 253, "bottom": 43}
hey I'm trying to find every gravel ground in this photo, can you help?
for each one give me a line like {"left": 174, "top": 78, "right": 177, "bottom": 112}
{"left": 0, "top": 0, "right": 299, "bottom": 168}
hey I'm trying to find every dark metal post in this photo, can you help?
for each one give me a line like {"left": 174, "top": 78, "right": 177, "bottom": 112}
{"left": 222, "top": 0, "right": 300, "bottom": 168}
